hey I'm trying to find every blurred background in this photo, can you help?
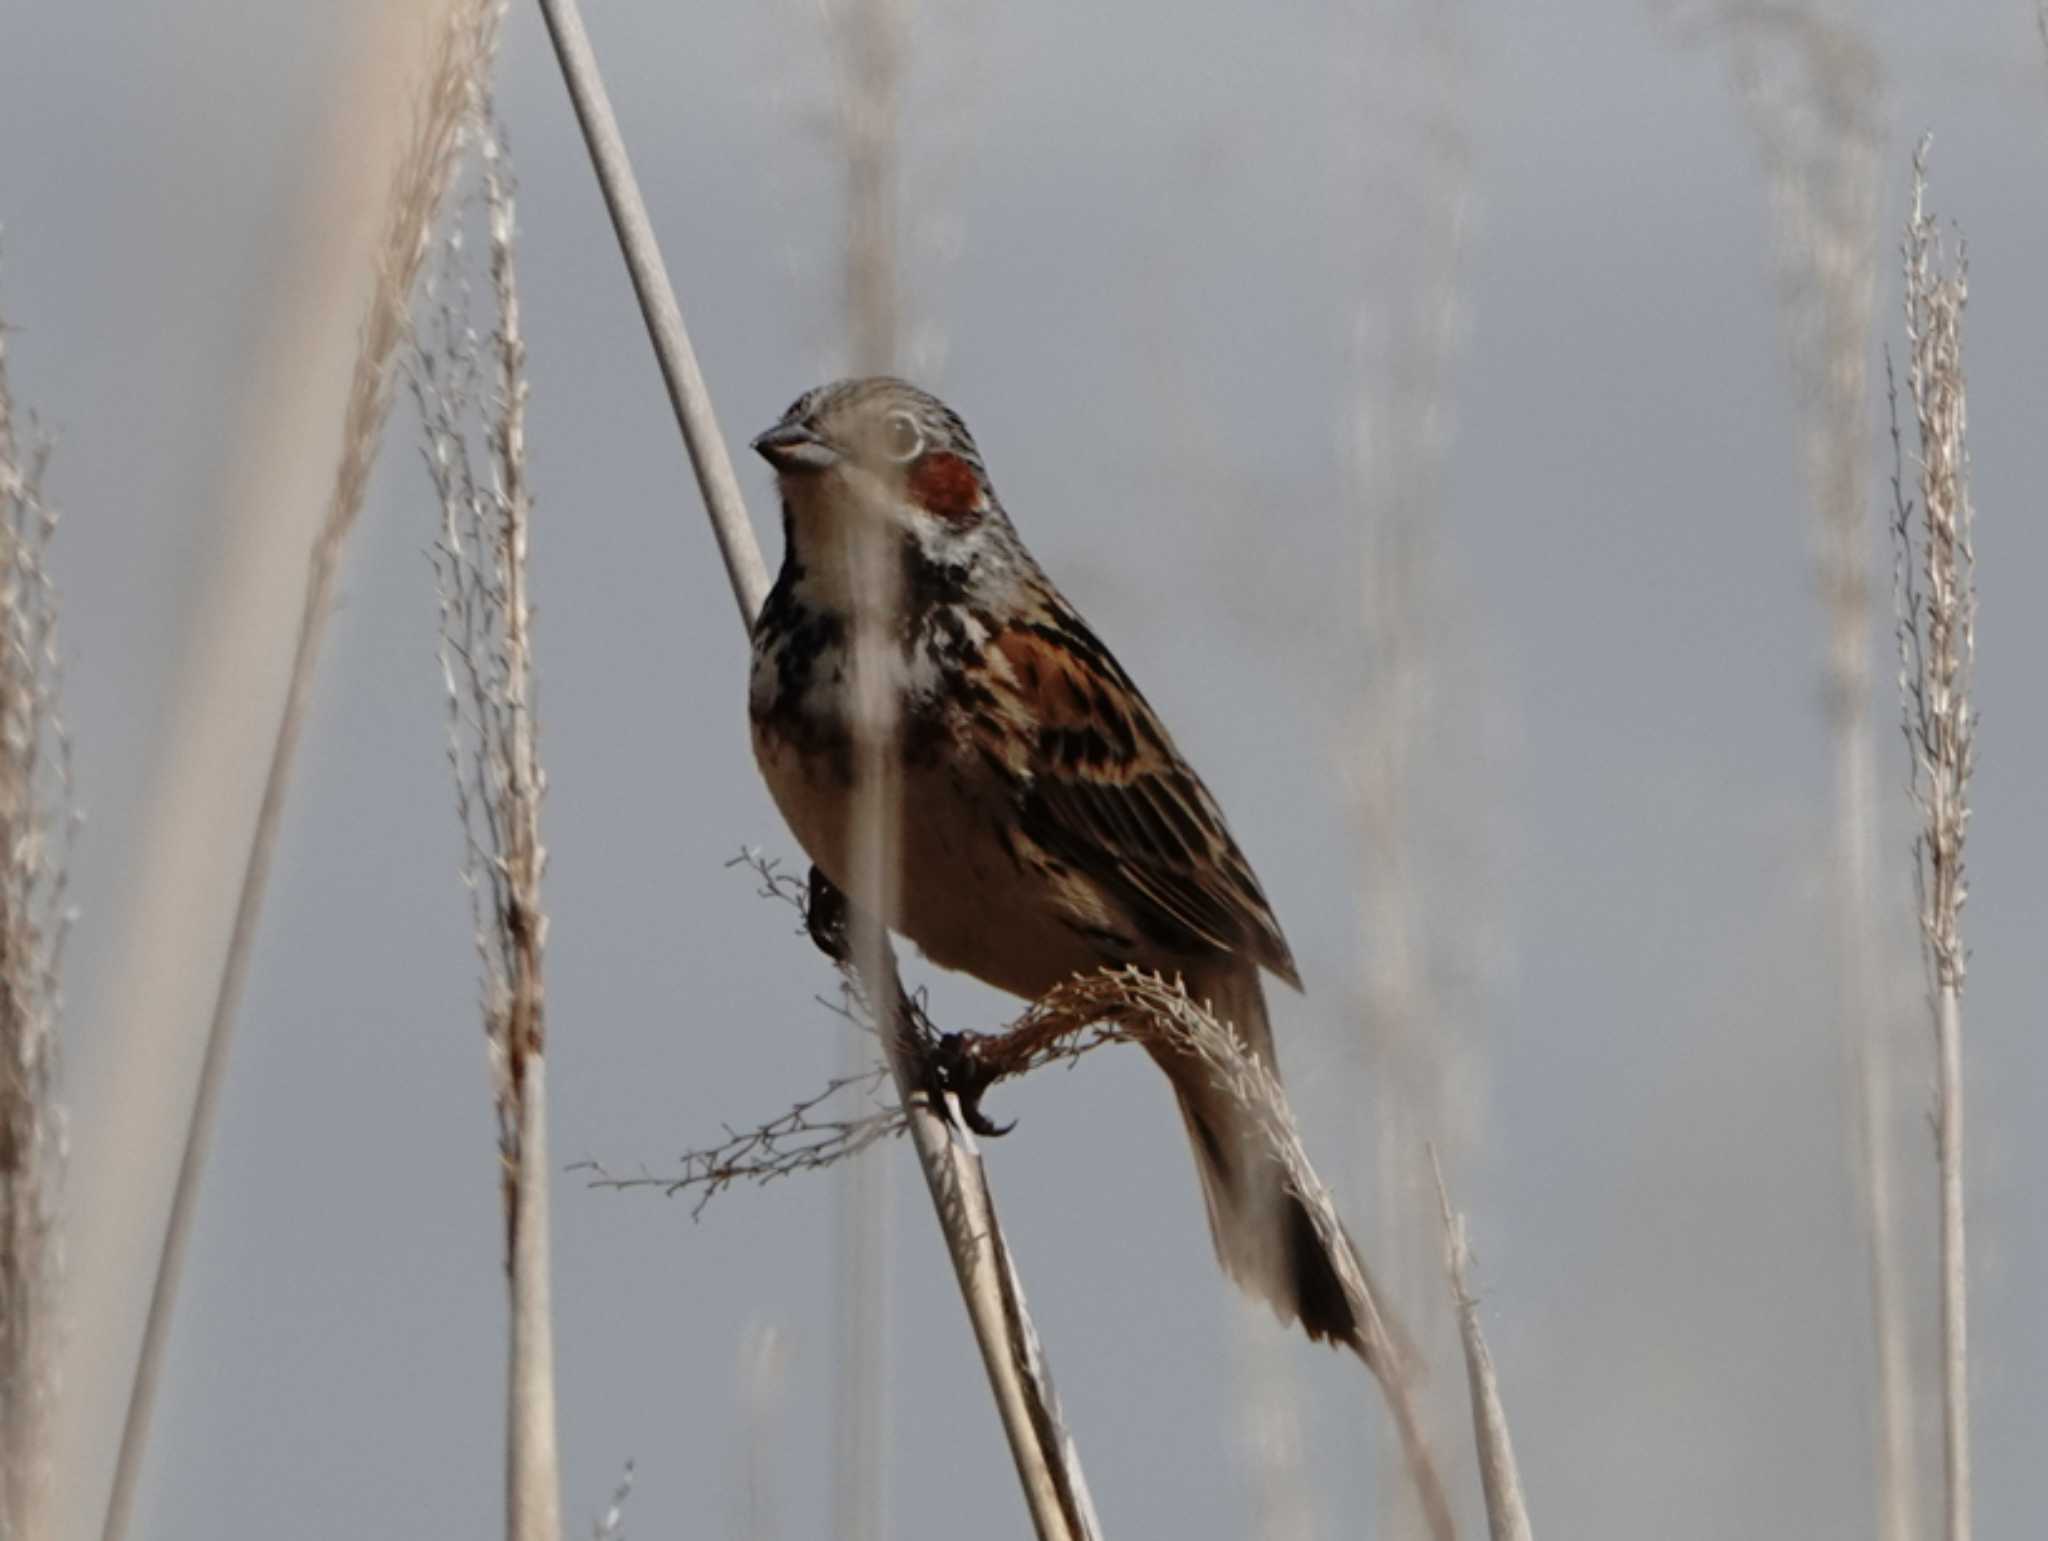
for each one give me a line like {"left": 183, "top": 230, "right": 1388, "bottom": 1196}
{"left": 2, "top": 0, "right": 2044, "bottom": 1537}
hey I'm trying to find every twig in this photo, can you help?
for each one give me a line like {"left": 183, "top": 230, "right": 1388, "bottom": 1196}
{"left": 1430, "top": 1151, "right": 1532, "bottom": 1541}
{"left": 533, "top": 5, "right": 1101, "bottom": 1535}
{"left": 1892, "top": 136, "right": 1974, "bottom": 1541}
{"left": 97, "top": 7, "right": 498, "bottom": 1540}
{"left": 577, "top": 1062, "right": 899, "bottom": 1216}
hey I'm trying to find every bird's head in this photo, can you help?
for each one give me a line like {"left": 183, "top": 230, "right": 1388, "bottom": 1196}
{"left": 753, "top": 378, "right": 1001, "bottom": 583}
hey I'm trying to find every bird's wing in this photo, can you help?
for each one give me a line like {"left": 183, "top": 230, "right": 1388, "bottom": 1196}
{"left": 970, "top": 596, "right": 1301, "bottom": 989}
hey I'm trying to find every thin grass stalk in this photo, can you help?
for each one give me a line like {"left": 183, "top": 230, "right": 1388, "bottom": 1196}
{"left": 836, "top": 0, "right": 906, "bottom": 381}
{"left": 735, "top": 1321, "right": 788, "bottom": 1541}
{"left": 1706, "top": 15, "right": 1917, "bottom": 1534}
{"left": 1237, "top": 1324, "right": 1315, "bottom": 1541}
{"left": 508, "top": 1058, "right": 560, "bottom": 1541}
{"left": 1428, "top": 1152, "right": 1531, "bottom": 1541}
{"left": 1341, "top": 0, "right": 1476, "bottom": 1530}
{"left": 828, "top": 3, "right": 908, "bottom": 1531}
{"left": 1892, "top": 138, "right": 1973, "bottom": 1541}
{"left": 97, "top": 7, "right": 496, "bottom": 1538}
{"left": 532, "top": 4, "right": 1101, "bottom": 1534}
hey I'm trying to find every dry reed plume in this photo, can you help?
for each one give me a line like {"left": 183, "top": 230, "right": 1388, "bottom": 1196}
{"left": 0, "top": 281, "right": 77, "bottom": 1541}
{"left": 1890, "top": 138, "right": 1975, "bottom": 1541}
{"left": 411, "top": 45, "right": 563, "bottom": 1539}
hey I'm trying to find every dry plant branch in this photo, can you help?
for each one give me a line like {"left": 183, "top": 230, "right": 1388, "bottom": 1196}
{"left": 1429, "top": 1152, "right": 1532, "bottom": 1541}
{"left": 0, "top": 282, "right": 78, "bottom": 1541}
{"left": 571, "top": 857, "right": 904, "bottom": 1212}
{"left": 532, "top": 5, "right": 1100, "bottom": 1535}
{"left": 411, "top": 53, "right": 562, "bottom": 1541}
{"left": 99, "top": 5, "right": 500, "bottom": 1539}
{"left": 1891, "top": 137, "right": 1974, "bottom": 1541}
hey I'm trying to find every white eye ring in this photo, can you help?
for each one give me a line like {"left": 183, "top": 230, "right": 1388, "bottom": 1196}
{"left": 882, "top": 410, "right": 925, "bottom": 463}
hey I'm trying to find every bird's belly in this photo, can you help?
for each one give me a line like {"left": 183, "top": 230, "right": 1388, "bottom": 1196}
{"left": 894, "top": 777, "right": 1108, "bottom": 1001}
{"left": 751, "top": 725, "right": 1103, "bottom": 1003}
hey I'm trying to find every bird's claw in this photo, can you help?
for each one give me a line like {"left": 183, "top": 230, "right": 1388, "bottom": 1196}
{"left": 928, "top": 1030, "right": 1015, "bottom": 1138}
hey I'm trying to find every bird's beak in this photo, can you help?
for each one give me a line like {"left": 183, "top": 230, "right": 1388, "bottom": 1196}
{"left": 752, "top": 420, "right": 841, "bottom": 474}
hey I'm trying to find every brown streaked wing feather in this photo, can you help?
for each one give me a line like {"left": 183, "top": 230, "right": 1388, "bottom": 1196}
{"left": 980, "top": 608, "right": 1301, "bottom": 988}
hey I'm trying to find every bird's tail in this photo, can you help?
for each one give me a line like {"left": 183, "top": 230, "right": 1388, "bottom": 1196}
{"left": 1155, "top": 966, "right": 1411, "bottom": 1379}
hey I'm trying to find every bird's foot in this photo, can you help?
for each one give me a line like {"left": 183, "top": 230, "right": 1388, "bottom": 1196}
{"left": 803, "top": 864, "right": 851, "bottom": 963}
{"left": 927, "top": 1031, "right": 1015, "bottom": 1138}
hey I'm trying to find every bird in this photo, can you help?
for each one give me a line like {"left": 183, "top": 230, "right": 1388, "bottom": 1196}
{"left": 747, "top": 376, "right": 1379, "bottom": 1361}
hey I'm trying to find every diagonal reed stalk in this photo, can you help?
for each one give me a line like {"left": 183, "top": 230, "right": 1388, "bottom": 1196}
{"left": 97, "top": 6, "right": 499, "bottom": 1538}
{"left": 531, "top": 2, "right": 1101, "bottom": 1535}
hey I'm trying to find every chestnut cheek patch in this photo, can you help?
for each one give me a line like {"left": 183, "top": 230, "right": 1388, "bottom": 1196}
{"left": 908, "top": 450, "right": 987, "bottom": 523}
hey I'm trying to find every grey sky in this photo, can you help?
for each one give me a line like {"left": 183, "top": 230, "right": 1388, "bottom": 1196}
{"left": 3, "top": 0, "right": 2045, "bottom": 1537}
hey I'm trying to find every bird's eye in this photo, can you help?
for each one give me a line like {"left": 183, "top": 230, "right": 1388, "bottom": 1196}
{"left": 882, "top": 410, "right": 924, "bottom": 463}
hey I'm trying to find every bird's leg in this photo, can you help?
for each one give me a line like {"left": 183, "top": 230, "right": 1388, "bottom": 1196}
{"left": 803, "top": 863, "right": 1014, "bottom": 1139}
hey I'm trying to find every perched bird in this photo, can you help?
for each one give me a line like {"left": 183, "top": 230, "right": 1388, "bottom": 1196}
{"left": 749, "top": 377, "right": 1372, "bottom": 1357}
